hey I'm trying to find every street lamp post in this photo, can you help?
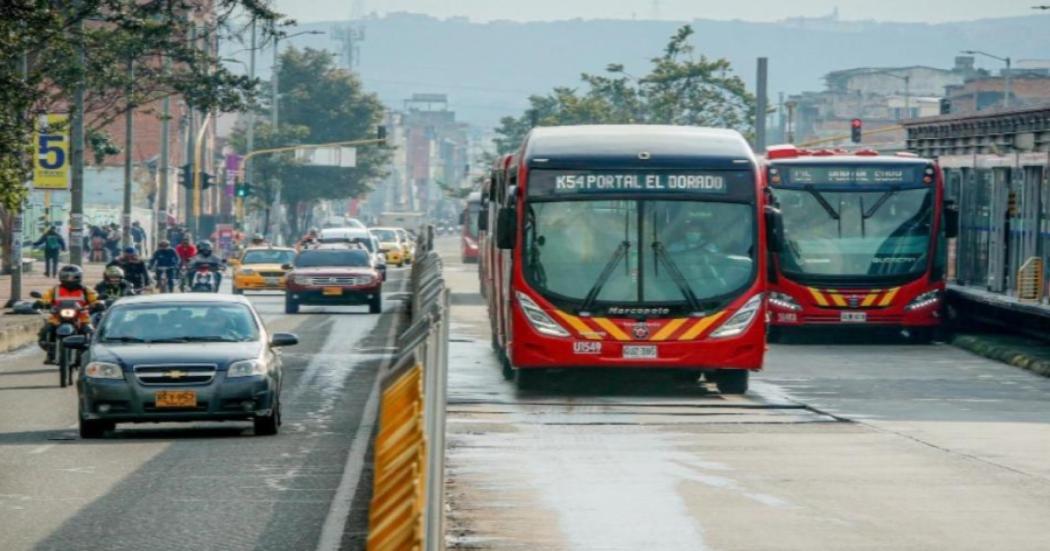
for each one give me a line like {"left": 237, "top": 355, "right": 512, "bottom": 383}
{"left": 962, "top": 50, "right": 1012, "bottom": 109}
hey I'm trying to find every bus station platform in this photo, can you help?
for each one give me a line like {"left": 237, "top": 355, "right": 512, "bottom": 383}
{"left": 947, "top": 283, "right": 1050, "bottom": 339}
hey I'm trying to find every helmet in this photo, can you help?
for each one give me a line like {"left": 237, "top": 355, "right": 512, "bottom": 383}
{"left": 58, "top": 265, "right": 83, "bottom": 289}
{"left": 308, "top": 227, "right": 319, "bottom": 236}
{"left": 104, "top": 266, "right": 125, "bottom": 283}
{"left": 123, "top": 246, "right": 137, "bottom": 256}
{"left": 158, "top": 240, "right": 170, "bottom": 248}
{"left": 197, "top": 240, "right": 213, "bottom": 255}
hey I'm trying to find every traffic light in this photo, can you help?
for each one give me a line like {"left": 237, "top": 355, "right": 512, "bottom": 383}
{"left": 850, "top": 118, "right": 863, "bottom": 144}
{"left": 235, "top": 182, "right": 252, "bottom": 198}
{"left": 178, "top": 164, "right": 193, "bottom": 188}
{"left": 199, "top": 172, "right": 213, "bottom": 190}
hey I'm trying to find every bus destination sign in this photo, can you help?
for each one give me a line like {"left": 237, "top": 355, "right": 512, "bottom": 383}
{"left": 529, "top": 170, "right": 753, "bottom": 198}
{"left": 778, "top": 165, "right": 925, "bottom": 187}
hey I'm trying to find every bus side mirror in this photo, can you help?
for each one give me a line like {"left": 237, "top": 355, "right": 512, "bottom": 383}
{"left": 943, "top": 202, "right": 959, "bottom": 239}
{"left": 477, "top": 209, "right": 489, "bottom": 232}
{"left": 764, "top": 205, "right": 783, "bottom": 254}
{"left": 496, "top": 207, "right": 516, "bottom": 250}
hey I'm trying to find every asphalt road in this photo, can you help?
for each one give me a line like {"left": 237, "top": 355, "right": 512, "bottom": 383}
{"left": 0, "top": 268, "right": 408, "bottom": 551}
{"left": 438, "top": 238, "right": 1050, "bottom": 551}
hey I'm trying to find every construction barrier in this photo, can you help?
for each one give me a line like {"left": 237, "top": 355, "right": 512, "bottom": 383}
{"left": 1017, "top": 256, "right": 1044, "bottom": 302}
{"left": 368, "top": 226, "right": 448, "bottom": 551}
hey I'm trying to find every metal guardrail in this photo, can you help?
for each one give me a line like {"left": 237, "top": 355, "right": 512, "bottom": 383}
{"left": 368, "top": 225, "right": 448, "bottom": 551}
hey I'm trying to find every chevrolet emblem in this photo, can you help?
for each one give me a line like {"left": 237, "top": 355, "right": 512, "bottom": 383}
{"left": 166, "top": 370, "right": 188, "bottom": 380}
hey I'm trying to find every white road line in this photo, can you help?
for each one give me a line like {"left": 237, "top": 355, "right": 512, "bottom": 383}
{"left": 316, "top": 278, "right": 406, "bottom": 551}
{"left": 28, "top": 444, "right": 54, "bottom": 455}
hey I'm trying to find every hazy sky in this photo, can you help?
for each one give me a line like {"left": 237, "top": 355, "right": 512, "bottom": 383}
{"left": 276, "top": 0, "right": 1044, "bottom": 23}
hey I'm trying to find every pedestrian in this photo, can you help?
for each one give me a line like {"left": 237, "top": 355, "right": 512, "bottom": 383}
{"left": 130, "top": 220, "right": 146, "bottom": 255}
{"left": 89, "top": 225, "right": 107, "bottom": 262}
{"left": 167, "top": 224, "right": 184, "bottom": 248}
{"left": 33, "top": 226, "right": 66, "bottom": 277}
{"left": 105, "top": 223, "right": 121, "bottom": 261}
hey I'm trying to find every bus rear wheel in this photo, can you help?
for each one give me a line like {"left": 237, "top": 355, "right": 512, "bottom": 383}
{"left": 713, "top": 369, "right": 749, "bottom": 395}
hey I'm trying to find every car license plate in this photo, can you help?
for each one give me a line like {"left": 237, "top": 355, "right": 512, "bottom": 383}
{"left": 155, "top": 390, "right": 197, "bottom": 408}
{"left": 841, "top": 311, "right": 867, "bottom": 323}
{"left": 623, "top": 345, "right": 657, "bottom": 359}
{"left": 323, "top": 287, "right": 343, "bottom": 296}
{"left": 264, "top": 277, "right": 279, "bottom": 285}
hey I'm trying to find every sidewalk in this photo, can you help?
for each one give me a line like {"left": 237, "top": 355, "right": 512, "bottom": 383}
{"left": 0, "top": 262, "right": 106, "bottom": 307}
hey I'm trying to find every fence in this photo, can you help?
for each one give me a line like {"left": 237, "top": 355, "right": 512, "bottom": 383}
{"left": 368, "top": 226, "right": 448, "bottom": 551}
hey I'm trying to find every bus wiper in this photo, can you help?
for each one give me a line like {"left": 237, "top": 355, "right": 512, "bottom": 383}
{"left": 862, "top": 188, "right": 898, "bottom": 219}
{"left": 804, "top": 185, "right": 840, "bottom": 221}
{"left": 652, "top": 242, "right": 703, "bottom": 315}
{"left": 578, "top": 240, "right": 631, "bottom": 315}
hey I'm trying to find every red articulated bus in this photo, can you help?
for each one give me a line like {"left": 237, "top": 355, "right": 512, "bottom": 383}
{"left": 763, "top": 144, "right": 958, "bottom": 342}
{"left": 487, "top": 125, "right": 771, "bottom": 393}
{"left": 460, "top": 192, "right": 482, "bottom": 263}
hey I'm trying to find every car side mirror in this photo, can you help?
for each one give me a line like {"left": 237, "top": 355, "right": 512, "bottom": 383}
{"left": 270, "top": 332, "right": 299, "bottom": 348}
{"left": 764, "top": 205, "right": 784, "bottom": 254}
{"left": 281, "top": 263, "right": 293, "bottom": 271}
{"left": 63, "top": 335, "right": 89, "bottom": 350}
{"left": 943, "top": 202, "right": 959, "bottom": 239}
{"left": 29, "top": 291, "right": 42, "bottom": 299}
{"left": 496, "top": 207, "right": 516, "bottom": 250}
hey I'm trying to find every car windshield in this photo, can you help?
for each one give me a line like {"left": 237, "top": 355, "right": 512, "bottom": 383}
{"left": 524, "top": 199, "right": 755, "bottom": 314}
{"left": 98, "top": 303, "right": 259, "bottom": 343}
{"left": 241, "top": 249, "right": 295, "bottom": 265}
{"left": 774, "top": 186, "right": 933, "bottom": 279}
{"left": 295, "top": 249, "right": 371, "bottom": 268}
{"left": 372, "top": 229, "right": 398, "bottom": 242}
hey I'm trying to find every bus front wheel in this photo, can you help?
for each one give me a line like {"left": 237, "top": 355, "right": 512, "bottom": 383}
{"left": 713, "top": 369, "right": 749, "bottom": 395}
{"left": 515, "top": 368, "right": 544, "bottom": 391}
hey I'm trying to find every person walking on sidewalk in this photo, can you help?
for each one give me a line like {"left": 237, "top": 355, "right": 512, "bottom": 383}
{"left": 33, "top": 226, "right": 66, "bottom": 277}
{"left": 131, "top": 221, "right": 147, "bottom": 254}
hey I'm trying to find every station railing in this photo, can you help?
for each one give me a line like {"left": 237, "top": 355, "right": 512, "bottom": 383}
{"left": 367, "top": 226, "right": 448, "bottom": 551}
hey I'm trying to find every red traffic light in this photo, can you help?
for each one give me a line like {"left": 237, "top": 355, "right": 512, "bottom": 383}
{"left": 851, "top": 118, "right": 863, "bottom": 129}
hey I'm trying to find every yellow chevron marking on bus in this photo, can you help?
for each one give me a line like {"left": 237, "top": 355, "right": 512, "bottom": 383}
{"left": 555, "top": 311, "right": 602, "bottom": 340}
{"left": 677, "top": 313, "right": 724, "bottom": 341}
{"left": 592, "top": 318, "right": 630, "bottom": 341}
{"left": 651, "top": 318, "right": 688, "bottom": 341}
{"left": 829, "top": 291, "right": 848, "bottom": 307}
{"left": 878, "top": 287, "right": 900, "bottom": 307}
{"left": 861, "top": 293, "right": 879, "bottom": 307}
{"left": 808, "top": 287, "right": 829, "bottom": 306}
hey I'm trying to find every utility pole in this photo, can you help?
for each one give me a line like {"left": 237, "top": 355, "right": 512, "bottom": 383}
{"left": 8, "top": 48, "right": 29, "bottom": 306}
{"left": 122, "top": 56, "right": 134, "bottom": 249}
{"left": 68, "top": 5, "right": 86, "bottom": 267}
{"left": 158, "top": 55, "right": 171, "bottom": 247}
{"left": 243, "top": 19, "right": 256, "bottom": 231}
{"left": 785, "top": 100, "right": 798, "bottom": 144}
{"left": 755, "top": 57, "right": 768, "bottom": 153}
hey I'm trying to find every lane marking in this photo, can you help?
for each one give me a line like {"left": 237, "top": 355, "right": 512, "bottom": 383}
{"left": 28, "top": 444, "right": 54, "bottom": 455}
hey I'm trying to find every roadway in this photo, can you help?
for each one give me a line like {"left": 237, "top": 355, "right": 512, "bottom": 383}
{"left": 439, "top": 237, "right": 1050, "bottom": 551}
{"left": 0, "top": 268, "right": 409, "bottom": 551}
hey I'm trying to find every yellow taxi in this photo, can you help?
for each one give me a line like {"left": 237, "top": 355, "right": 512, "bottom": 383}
{"left": 371, "top": 227, "right": 406, "bottom": 267}
{"left": 396, "top": 228, "right": 415, "bottom": 265}
{"left": 232, "top": 246, "right": 297, "bottom": 294}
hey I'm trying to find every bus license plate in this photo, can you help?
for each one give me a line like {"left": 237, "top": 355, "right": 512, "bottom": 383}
{"left": 841, "top": 311, "right": 867, "bottom": 323}
{"left": 623, "top": 345, "right": 657, "bottom": 359}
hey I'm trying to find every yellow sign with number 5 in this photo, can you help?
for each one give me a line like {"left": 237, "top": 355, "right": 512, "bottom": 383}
{"left": 33, "top": 114, "right": 70, "bottom": 190}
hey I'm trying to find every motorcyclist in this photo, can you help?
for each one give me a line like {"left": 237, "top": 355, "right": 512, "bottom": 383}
{"left": 94, "top": 266, "right": 135, "bottom": 301}
{"left": 186, "top": 240, "right": 224, "bottom": 292}
{"left": 296, "top": 228, "right": 320, "bottom": 252}
{"left": 148, "top": 240, "right": 181, "bottom": 293}
{"left": 175, "top": 236, "right": 197, "bottom": 266}
{"left": 108, "top": 246, "right": 151, "bottom": 291}
{"left": 36, "top": 265, "right": 100, "bottom": 364}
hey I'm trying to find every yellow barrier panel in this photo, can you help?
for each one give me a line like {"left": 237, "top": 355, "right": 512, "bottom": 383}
{"left": 1017, "top": 257, "right": 1044, "bottom": 302}
{"left": 368, "top": 363, "right": 427, "bottom": 551}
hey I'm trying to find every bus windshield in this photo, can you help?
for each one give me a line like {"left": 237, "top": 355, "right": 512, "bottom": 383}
{"left": 524, "top": 199, "right": 755, "bottom": 315}
{"left": 774, "top": 186, "right": 933, "bottom": 280}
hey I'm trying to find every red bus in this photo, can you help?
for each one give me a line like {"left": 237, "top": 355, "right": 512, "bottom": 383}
{"left": 489, "top": 125, "right": 771, "bottom": 393}
{"left": 460, "top": 192, "right": 482, "bottom": 263}
{"left": 763, "top": 145, "right": 958, "bottom": 342}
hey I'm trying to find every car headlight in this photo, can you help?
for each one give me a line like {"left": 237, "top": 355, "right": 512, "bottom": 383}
{"left": 516, "top": 291, "right": 570, "bottom": 337}
{"left": 84, "top": 361, "right": 123, "bottom": 380}
{"left": 906, "top": 290, "right": 940, "bottom": 311}
{"left": 768, "top": 291, "right": 801, "bottom": 311}
{"left": 227, "top": 359, "right": 265, "bottom": 378}
{"left": 710, "top": 294, "right": 764, "bottom": 339}
{"left": 357, "top": 275, "right": 375, "bottom": 285}
{"left": 240, "top": 268, "right": 256, "bottom": 276}
{"left": 294, "top": 276, "right": 313, "bottom": 286}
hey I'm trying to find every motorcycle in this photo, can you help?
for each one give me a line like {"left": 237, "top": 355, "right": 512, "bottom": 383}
{"left": 31, "top": 291, "right": 104, "bottom": 388}
{"left": 190, "top": 264, "right": 219, "bottom": 292}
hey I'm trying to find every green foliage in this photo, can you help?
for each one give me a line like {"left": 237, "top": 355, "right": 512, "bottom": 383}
{"left": 494, "top": 25, "right": 755, "bottom": 154}
{"left": 230, "top": 47, "right": 390, "bottom": 236}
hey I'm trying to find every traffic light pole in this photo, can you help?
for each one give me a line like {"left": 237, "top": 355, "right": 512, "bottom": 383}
{"left": 191, "top": 113, "right": 213, "bottom": 238}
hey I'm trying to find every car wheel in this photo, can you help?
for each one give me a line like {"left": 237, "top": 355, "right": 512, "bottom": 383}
{"left": 284, "top": 295, "right": 300, "bottom": 314}
{"left": 79, "top": 415, "right": 112, "bottom": 439}
{"left": 369, "top": 293, "right": 383, "bottom": 314}
{"left": 254, "top": 400, "right": 280, "bottom": 436}
{"left": 714, "top": 370, "right": 749, "bottom": 395}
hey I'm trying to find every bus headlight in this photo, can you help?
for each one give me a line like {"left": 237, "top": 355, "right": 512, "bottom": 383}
{"left": 768, "top": 292, "right": 801, "bottom": 311}
{"left": 906, "top": 290, "right": 940, "bottom": 311}
{"left": 516, "top": 292, "right": 570, "bottom": 338}
{"left": 710, "top": 294, "right": 764, "bottom": 339}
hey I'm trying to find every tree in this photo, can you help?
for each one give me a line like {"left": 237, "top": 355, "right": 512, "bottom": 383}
{"left": 230, "top": 47, "right": 390, "bottom": 238}
{"left": 494, "top": 25, "right": 755, "bottom": 154}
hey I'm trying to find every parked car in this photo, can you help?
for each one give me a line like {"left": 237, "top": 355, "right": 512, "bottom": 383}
{"left": 232, "top": 246, "right": 296, "bottom": 294}
{"left": 283, "top": 244, "right": 384, "bottom": 314}
{"left": 67, "top": 293, "right": 298, "bottom": 438}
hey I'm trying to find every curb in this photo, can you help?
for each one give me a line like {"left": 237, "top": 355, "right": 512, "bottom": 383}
{"left": 950, "top": 334, "right": 1050, "bottom": 378}
{"left": 0, "top": 316, "right": 41, "bottom": 354}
